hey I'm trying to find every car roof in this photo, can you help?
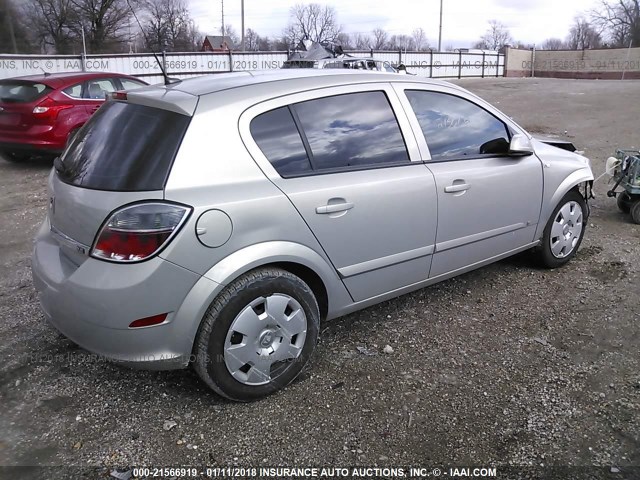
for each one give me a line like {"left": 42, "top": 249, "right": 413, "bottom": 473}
{"left": 119, "top": 69, "right": 466, "bottom": 117}
{"left": 3, "top": 71, "right": 141, "bottom": 88}
{"left": 165, "top": 69, "right": 459, "bottom": 98}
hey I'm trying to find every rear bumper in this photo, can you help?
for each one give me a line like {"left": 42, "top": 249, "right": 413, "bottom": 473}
{"left": 31, "top": 220, "right": 202, "bottom": 370}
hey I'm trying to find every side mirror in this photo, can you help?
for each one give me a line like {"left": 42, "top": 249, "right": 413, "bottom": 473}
{"left": 509, "top": 134, "right": 534, "bottom": 157}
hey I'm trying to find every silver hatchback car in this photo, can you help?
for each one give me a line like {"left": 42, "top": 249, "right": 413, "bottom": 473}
{"left": 32, "top": 70, "right": 594, "bottom": 401}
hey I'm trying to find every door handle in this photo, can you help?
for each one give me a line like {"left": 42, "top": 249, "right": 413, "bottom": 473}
{"left": 444, "top": 183, "right": 471, "bottom": 193}
{"left": 316, "top": 202, "right": 354, "bottom": 214}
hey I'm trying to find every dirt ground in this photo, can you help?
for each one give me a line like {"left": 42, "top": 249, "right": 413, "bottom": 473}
{"left": 0, "top": 78, "right": 638, "bottom": 478}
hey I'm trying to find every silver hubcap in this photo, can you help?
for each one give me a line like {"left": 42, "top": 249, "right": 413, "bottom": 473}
{"left": 224, "top": 294, "right": 307, "bottom": 386}
{"left": 550, "top": 200, "right": 583, "bottom": 258}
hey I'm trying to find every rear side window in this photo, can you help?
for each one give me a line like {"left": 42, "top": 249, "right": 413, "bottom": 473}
{"left": 0, "top": 81, "right": 52, "bottom": 103}
{"left": 251, "top": 91, "right": 410, "bottom": 177}
{"left": 63, "top": 83, "right": 83, "bottom": 98}
{"left": 58, "top": 101, "right": 190, "bottom": 191}
{"left": 293, "top": 91, "right": 409, "bottom": 171}
{"left": 250, "top": 107, "right": 312, "bottom": 177}
{"left": 406, "top": 90, "right": 510, "bottom": 160}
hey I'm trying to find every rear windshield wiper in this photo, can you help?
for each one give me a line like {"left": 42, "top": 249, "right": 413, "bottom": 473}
{"left": 54, "top": 156, "right": 68, "bottom": 176}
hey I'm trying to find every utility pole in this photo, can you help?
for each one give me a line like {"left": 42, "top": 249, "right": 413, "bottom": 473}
{"left": 221, "top": 0, "right": 225, "bottom": 38}
{"left": 438, "top": 0, "right": 443, "bottom": 52}
{"left": 241, "top": 0, "right": 245, "bottom": 51}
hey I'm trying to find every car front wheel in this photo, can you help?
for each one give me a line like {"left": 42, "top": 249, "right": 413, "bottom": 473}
{"left": 194, "top": 267, "right": 320, "bottom": 401}
{"left": 535, "top": 190, "right": 587, "bottom": 268}
{"left": 617, "top": 191, "right": 632, "bottom": 214}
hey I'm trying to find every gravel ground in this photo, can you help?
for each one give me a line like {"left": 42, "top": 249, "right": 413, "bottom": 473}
{"left": 0, "top": 78, "right": 639, "bottom": 478}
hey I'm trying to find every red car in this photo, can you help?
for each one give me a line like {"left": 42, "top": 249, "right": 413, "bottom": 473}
{"left": 0, "top": 72, "right": 147, "bottom": 160}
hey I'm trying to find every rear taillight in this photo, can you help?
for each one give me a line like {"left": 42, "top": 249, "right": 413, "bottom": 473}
{"left": 91, "top": 202, "right": 191, "bottom": 263}
{"left": 32, "top": 97, "right": 73, "bottom": 120}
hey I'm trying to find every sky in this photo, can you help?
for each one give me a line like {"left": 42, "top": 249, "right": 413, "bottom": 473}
{"left": 189, "top": 0, "right": 600, "bottom": 48}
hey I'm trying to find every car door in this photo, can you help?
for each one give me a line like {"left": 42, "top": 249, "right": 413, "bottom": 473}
{"left": 243, "top": 85, "right": 438, "bottom": 302}
{"left": 395, "top": 85, "right": 543, "bottom": 278}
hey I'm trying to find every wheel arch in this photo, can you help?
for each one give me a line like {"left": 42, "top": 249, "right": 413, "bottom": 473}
{"left": 172, "top": 241, "right": 352, "bottom": 362}
{"left": 535, "top": 168, "right": 593, "bottom": 241}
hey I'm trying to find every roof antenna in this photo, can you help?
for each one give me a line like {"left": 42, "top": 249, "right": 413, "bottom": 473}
{"left": 125, "top": 0, "right": 180, "bottom": 86}
{"left": 40, "top": 67, "right": 51, "bottom": 77}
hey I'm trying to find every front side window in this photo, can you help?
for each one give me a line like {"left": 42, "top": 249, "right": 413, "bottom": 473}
{"left": 405, "top": 90, "right": 510, "bottom": 160}
{"left": 293, "top": 91, "right": 409, "bottom": 171}
{"left": 84, "top": 78, "right": 118, "bottom": 99}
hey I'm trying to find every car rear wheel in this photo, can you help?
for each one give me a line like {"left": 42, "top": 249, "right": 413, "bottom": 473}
{"left": 617, "top": 191, "right": 632, "bottom": 214}
{"left": 194, "top": 267, "right": 319, "bottom": 401}
{"left": 631, "top": 200, "right": 640, "bottom": 225}
{"left": 535, "top": 190, "right": 587, "bottom": 269}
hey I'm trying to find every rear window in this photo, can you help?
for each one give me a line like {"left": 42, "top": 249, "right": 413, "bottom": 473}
{"left": 58, "top": 101, "right": 190, "bottom": 191}
{"left": 0, "top": 81, "right": 52, "bottom": 103}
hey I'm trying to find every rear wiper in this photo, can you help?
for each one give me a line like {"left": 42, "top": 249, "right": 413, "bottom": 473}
{"left": 53, "top": 156, "right": 67, "bottom": 175}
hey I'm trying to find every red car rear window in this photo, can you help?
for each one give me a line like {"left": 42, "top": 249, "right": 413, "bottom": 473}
{"left": 0, "top": 80, "right": 52, "bottom": 103}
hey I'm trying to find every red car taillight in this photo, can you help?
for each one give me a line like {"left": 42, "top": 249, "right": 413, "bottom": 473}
{"left": 32, "top": 97, "right": 73, "bottom": 121}
{"left": 91, "top": 202, "right": 191, "bottom": 263}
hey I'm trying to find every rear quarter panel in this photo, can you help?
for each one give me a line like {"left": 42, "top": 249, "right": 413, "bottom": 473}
{"left": 161, "top": 93, "right": 353, "bottom": 317}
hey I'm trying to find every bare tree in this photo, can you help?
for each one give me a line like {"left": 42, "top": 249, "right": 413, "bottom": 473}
{"left": 70, "top": 0, "right": 134, "bottom": 53}
{"left": 335, "top": 32, "right": 352, "bottom": 49}
{"left": 244, "top": 27, "right": 259, "bottom": 50}
{"left": 371, "top": 27, "right": 388, "bottom": 49}
{"left": 222, "top": 23, "right": 240, "bottom": 47}
{"left": 388, "top": 34, "right": 414, "bottom": 50}
{"left": 284, "top": 3, "right": 341, "bottom": 46}
{"left": 412, "top": 27, "right": 428, "bottom": 50}
{"left": 474, "top": 20, "right": 513, "bottom": 50}
{"left": 591, "top": 0, "right": 639, "bottom": 47}
{"left": 257, "top": 35, "right": 271, "bottom": 51}
{"left": 566, "top": 16, "right": 602, "bottom": 49}
{"left": 541, "top": 37, "right": 565, "bottom": 50}
{"left": 354, "top": 33, "right": 371, "bottom": 50}
{"left": 0, "top": 0, "right": 34, "bottom": 53}
{"left": 26, "top": 0, "right": 79, "bottom": 53}
{"left": 142, "top": 0, "right": 199, "bottom": 52}
{"left": 271, "top": 36, "right": 290, "bottom": 51}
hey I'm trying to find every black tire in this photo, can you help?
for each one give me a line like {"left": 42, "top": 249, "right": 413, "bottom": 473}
{"left": 617, "top": 191, "right": 632, "bottom": 214}
{"left": 194, "top": 267, "right": 319, "bottom": 402}
{"left": 534, "top": 190, "right": 587, "bottom": 269}
{"left": 631, "top": 200, "right": 640, "bottom": 225}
